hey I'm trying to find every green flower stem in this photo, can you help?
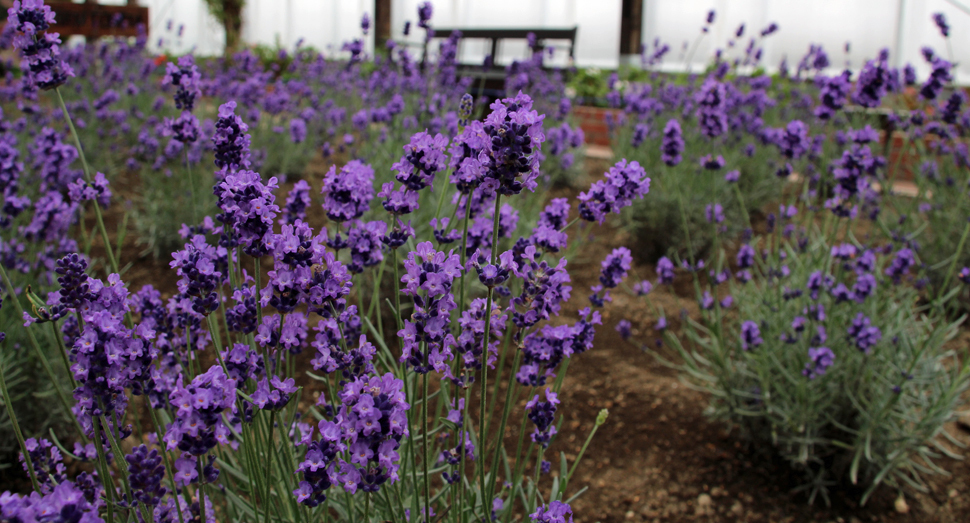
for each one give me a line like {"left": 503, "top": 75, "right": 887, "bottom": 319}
{"left": 197, "top": 458, "right": 208, "bottom": 523}
{"left": 938, "top": 220, "right": 970, "bottom": 304}
{"left": 731, "top": 183, "right": 752, "bottom": 232}
{"left": 147, "top": 408, "right": 187, "bottom": 523}
{"left": 92, "top": 417, "right": 118, "bottom": 523}
{"left": 263, "top": 410, "right": 278, "bottom": 523}
{"left": 54, "top": 87, "right": 119, "bottom": 275}
{"left": 49, "top": 321, "right": 77, "bottom": 391}
{"left": 559, "top": 409, "right": 608, "bottom": 499}
{"left": 503, "top": 387, "right": 536, "bottom": 523}
{"left": 0, "top": 263, "right": 84, "bottom": 439}
{"left": 477, "top": 195, "right": 503, "bottom": 510}
{"left": 0, "top": 352, "right": 41, "bottom": 492}
{"left": 457, "top": 196, "right": 474, "bottom": 316}
{"left": 422, "top": 372, "right": 431, "bottom": 520}
{"left": 484, "top": 349, "right": 522, "bottom": 507}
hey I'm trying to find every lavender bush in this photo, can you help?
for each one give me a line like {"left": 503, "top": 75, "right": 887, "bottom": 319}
{"left": 619, "top": 11, "right": 970, "bottom": 505}
{"left": 0, "top": 3, "right": 623, "bottom": 522}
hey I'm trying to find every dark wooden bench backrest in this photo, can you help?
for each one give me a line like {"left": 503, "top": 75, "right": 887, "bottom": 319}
{"left": 430, "top": 26, "right": 578, "bottom": 66}
{"left": 1, "top": 2, "right": 149, "bottom": 39}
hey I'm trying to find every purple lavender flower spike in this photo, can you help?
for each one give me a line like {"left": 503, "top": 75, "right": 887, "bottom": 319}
{"left": 660, "top": 119, "right": 684, "bottom": 166}
{"left": 322, "top": 160, "right": 374, "bottom": 222}
{"left": 578, "top": 160, "right": 649, "bottom": 224}
{"left": 481, "top": 92, "right": 546, "bottom": 195}
{"left": 599, "top": 247, "right": 632, "bottom": 289}
{"left": 933, "top": 12, "right": 950, "bottom": 38}
{"left": 803, "top": 347, "right": 834, "bottom": 379}
{"left": 162, "top": 55, "right": 202, "bottom": 111}
{"left": 8, "top": 0, "right": 74, "bottom": 90}
{"left": 740, "top": 321, "right": 763, "bottom": 350}
{"left": 695, "top": 79, "right": 728, "bottom": 138}
{"left": 531, "top": 500, "right": 574, "bottom": 523}
{"left": 394, "top": 131, "right": 448, "bottom": 191}
{"left": 526, "top": 389, "right": 559, "bottom": 447}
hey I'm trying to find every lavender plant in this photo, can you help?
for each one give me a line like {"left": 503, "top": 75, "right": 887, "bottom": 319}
{"left": 0, "top": 4, "right": 634, "bottom": 522}
{"left": 618, "top": 14, "right": 970, "bottom": 505}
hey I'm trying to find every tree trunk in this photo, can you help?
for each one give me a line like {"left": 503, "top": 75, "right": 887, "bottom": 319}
{"left": 222, "top": 0, "right": 244, "bottom": 57}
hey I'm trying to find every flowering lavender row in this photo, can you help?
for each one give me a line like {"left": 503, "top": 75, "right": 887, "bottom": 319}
{"left": 601, "top": 9, "right": 970, "bottom": 505}
{"left": 0, "top": 3, "right": 619, "bottom": 522}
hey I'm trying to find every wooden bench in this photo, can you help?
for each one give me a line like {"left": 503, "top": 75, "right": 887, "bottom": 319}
{"left": 1, "top": 1, "right": 149, "bottom": 39}
{"left": 420, "top": 27, "right": 577, "bottom": 99}
{"left": 430, "top": 27, "right": 578, "bottom": 69}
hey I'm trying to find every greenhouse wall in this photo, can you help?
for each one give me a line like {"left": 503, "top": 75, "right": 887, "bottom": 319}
{"left": 129, "top": 0, "right": 970, "bottom": 81}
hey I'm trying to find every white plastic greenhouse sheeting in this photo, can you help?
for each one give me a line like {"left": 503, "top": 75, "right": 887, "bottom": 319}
{"left": 124, "top": 0, "right": 970, "bottom": 82}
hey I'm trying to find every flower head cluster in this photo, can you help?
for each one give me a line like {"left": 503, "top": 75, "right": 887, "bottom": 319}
{"left": 449, "top": 121, "right": 489, "bottom": 193}
{"left": 346, "top": 220, "right": 386, "bottom": 273}
{"left": 294, "top": 427, "right": 340, "bottom": 507}
{"left": 252, "top": 375, "right": 298, "bottom": 411}
{"left": 215, "top": 170, "right": 280, "bottom": 256}
{"left": 164, "top": 111, "right": 200, "bottom": 144}
{"left": 332, "top": 373, "right": 410, "bottom": 493}
{"left": 0, "top": 481, "right": 102, "bottom": 522}
{"left": 311, "top": 314, "right": 375, "bottom": 380}
{"left": 67, "top": 172, "right": 112, "bottom": 209}
{"left": 394, "top": 131, "right": 448, "bottom": 191}
{"left": 19, "top": 438, "right": 66, "bottom": 494}
{"left": 162, "top": 55, "right": 202, "bottom": 111}
{"left": 740, "top": 320, "right": 763, "bottom": 350}
{"left": 599, "top": 247, "right": 632, "bottom": 289}
{"left": 212, "top": 101, "right": 252, "bottom": 177}
{"left": 695, "top": 79, "right": 728, "bottom": 138}
{"left": 933, "top": 12, "right": 950, "bottom": 38}
{"left": 510, "top": 246, "right": 572, "bottom": 329}
{"left": 883, "top": 247, "right": 915, "bottom": 283}
{"left": 31, "top": 127, "right": 80, "bottom": 192}
{"left": 72, "top": 307, "right": 155, "bottom": 435}
{"left": 322, "top": 160, "right": 374, "bottom": 222}
{"left": 481, "top": 92, "right": 546, "bottom": 195}
{"left": 531, "top": 501, "right": 574, "bottom": 523}
{"left": 802, "top": 347, "right": 834, "bottom": 379}
{"left": 8, "top": 0, "right": 74, "bottom": 90}
{"left": 170, "top": 235, "right": 224, "bottom": 315}
{"left": 852, "top": 57, "right": 892, "bottom": 108}
{"left": 164, "top": 365, "right": 237, "bottom": 456}
{"left": 848, "top": 313, "right": 882, "bottom": 353}
{"left": 125, "top": 444, "right": 167, "bottom": 509}
{"left": 921, "top": 55, "right": 953, "bottom": 100}
{"left": 578, "top": 160, "right": 650, "bottom": 224}
{"left": 526, "top": 389, "right": 559, "bottom": 447}
{"left": 399, "top": 242, "right": 462, "bottom": 374}
{"left": 771, "top": 120, "right": 810, "bottom": 160}
{"left": 660, "top": 119, "right": 684, "bottom": 166}
{"left": 452, "top": 298, "right": 507, "bottom": 383}
{"left": 518, "top": 308, "right": 599, "bottom": 386}
{"left": 281, "top": 180, "right": 311, "bottom": 225}
{"left": 815, "top": 71, "right": 852, "bottom": 120}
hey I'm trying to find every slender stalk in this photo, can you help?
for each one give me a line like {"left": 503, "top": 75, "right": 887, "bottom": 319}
{"left": 49, "top": 322, "right": 77, "bottom": 391}
{"left": 484, "top": 350, "right": 522, "bottom": 507}
{"left": 0, "top": 264, "right": 83, "bottom": 438}
{"left": 54, "top": 88, "right": 119, "bottom": 275}
{"left": 938, "top": 220, "right": 970, "bottom": 304}
{"left": 477, "top": 195, "right": 503, "bottom": 509}
{"left": 92, "top": 417, "right": 118, "bottom": 523}
{"left": 147, "top": 408, "right": 187, "bottom": 523}
{"left": 0, "top": 353, "right": 41, "bottom": 492}
{"left": 422, "top": 372, "right": 431, "bottom": 519}
{"left": 197, "top": 458, "right": 207, "bottom": 523}
{"left": 263, "top": 411, "right": 278, "bottom": 523}
{"left": 559, "top": 409, "right": 607, "bottom": 499}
